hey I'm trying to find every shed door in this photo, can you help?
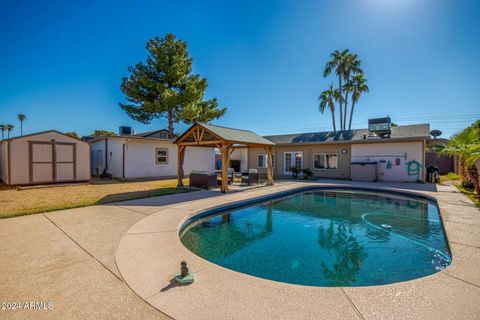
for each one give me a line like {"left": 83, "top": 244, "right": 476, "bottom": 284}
{"left": 55, "top": 143, "right": 75, "bottom": 181}
{"left": 31, "top": 143, "right": 54, "bottom": 183}
{"left": 29, "top": 141, "right": 76, "bottom": 183}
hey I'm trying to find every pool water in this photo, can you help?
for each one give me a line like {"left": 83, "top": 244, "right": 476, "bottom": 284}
{"left": 180, "top": 189, "right": 451, "bottom": 287}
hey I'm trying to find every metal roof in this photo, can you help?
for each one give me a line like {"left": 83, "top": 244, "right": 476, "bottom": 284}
{"left": 88, "top": 135, "right": 172, "bottom": 143}
{"left": 175, "top": 122, "right": 275, "bottom": 146}
{"left": 133, "top": 129, "right": 170, "bottom": 137}
{"left": 263, "top": 124, "right": 430, "bottom": 145}
{"left": 198, "top": 122, "right": 275, "bottom": 145}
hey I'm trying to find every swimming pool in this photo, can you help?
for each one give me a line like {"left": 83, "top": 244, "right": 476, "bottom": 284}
{"left": 180, "top": 188, "right": 451, "bottom": 287}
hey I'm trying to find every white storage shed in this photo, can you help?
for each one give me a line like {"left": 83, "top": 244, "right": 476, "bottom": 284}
{"left": 0, "top": 130, "right": 91, "bottom": 185}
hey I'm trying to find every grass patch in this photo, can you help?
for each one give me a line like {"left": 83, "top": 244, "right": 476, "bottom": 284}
{"left": 439, "top": 172, "right": 461, "bottom": 184}
{"left": 446, "top": 172, "right": 461, "bottom": 180}
{"left": 0, "top": 178, "right": 193, "bottom": 219}
{"left": 456, "top": 185, "right": 480, "bottom": 208}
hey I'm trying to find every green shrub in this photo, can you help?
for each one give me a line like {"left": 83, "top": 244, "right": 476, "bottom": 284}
{"left": 289, "top": 167, "right": 301, "bottom": 179}
{"left": 302, "top": 168, "right": 314, "bottom": 180}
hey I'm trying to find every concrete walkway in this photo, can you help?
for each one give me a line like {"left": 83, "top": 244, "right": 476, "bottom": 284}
{"left": 0, "top": 181, "right": 479, "bottom": 319}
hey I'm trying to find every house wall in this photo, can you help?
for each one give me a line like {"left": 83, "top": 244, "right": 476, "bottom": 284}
{"left": 0, "top": 141, "right": 8, "bottom": 183}
{"left": 351, "top": 141, "right": 424, "bottom": 182}
{"left": 124, "top": 139, "right": 176, "bottom": 178}
{"left": 91, "top": 139, "right": 103, "bottom": 176}
{"left": 91, "top": 138, "right": 214, "bottom": 179}
{"left": 90, "top": 138, "right": 124, "bottom": 178}
{"left": 249, "top": 144, "right": 351, "bottom": 179}
{"left": 183, "top": 147, "right": 215, "bottom": 174}
{"left": 230, "top": 148, "right": 249, "bottom": 172}
{"left": 6, "top": 131, "right": 90, "bottom": 185}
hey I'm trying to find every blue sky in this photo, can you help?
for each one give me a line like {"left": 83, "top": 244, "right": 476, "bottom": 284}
{"left": 1, "top": 0, "right": 479, "bottom": 139}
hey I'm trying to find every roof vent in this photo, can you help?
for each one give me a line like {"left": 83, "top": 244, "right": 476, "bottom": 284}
{"left": 119, "top": 126, "right": 133, "bottom": 136}
{"left": 368, "top": 117, "right": 391, "bottom": 138}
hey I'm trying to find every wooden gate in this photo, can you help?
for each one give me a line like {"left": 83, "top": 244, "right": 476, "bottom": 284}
{"left": 425, "top": 152, "right": 454, "bottom": 174}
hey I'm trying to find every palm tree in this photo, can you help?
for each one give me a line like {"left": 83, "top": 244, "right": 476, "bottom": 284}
{"left": 324, "top": 49, "right": 350, "bottom": 130}
{"left": 344, "top": 73, "right": 369, "bottom": 130}
{"left": 342, "top": 54, "right": 363, "bottom": 129}
{"left": 17, "top": 114, "right": 26, "bottom": 136}
{"left": 0, "top": 125, "right": 6, "bottom": 140}
{"left": 5, "top": 124, "right": 14, "bottom": 139}
{"left": 319, "top": 85, "right": 340, "bottom": 132}
{"left": 435, "top": 126, "right": 480, "bottom": 194}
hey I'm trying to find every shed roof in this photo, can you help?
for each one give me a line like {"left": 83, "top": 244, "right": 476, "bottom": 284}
{"left": 263, "top": 124, "right": 430, "bottom": 145}
{"left": 1, "top": 130, "right": 87, "bottom": 143}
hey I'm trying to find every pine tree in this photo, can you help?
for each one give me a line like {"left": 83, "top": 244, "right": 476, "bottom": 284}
{"left": 120, "top": 34, "right": 226, "bottom": 138}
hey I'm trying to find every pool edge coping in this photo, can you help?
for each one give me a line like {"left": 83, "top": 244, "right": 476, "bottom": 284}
{"left": 114, "top": 181, "right": 478, "bottom": 320}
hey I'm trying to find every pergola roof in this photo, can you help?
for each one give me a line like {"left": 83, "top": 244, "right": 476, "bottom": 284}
{"left": 175, "top": 122, "right": 274, "bottom": 192}
{"left": 174, "top": 122, "right": 275, "bottom": 147}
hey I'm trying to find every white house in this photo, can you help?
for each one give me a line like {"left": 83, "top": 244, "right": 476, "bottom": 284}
{"left": 90, "top": 129, "right": 214, "bottom": 180}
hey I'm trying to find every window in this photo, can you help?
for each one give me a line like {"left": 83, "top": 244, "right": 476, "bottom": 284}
{"left": 313, "top": 153, "right": 338, "bottom": 170}
{"left": 156, "top": 148, "right": 168, "bottom": 164}
{"left": 257, "top": 154, "right": 275, "bottom": 168}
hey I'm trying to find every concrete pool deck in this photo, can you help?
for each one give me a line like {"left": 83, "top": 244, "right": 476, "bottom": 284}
{"left": 1, "top": 180, "right": 479, "bottom": 319}
{"left": 115, "top": 180, "right": 480, "bottom": 320}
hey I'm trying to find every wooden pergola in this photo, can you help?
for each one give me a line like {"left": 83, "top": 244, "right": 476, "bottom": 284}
{"left": 174, "top": 122, "right": 275, "bottom": 193}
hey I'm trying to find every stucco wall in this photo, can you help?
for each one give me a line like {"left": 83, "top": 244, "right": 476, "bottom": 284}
{"left": 6, "top": 131, "right": 90, "bottom": 185}
{"left": 124, "top": 139, "right": 176, "bottom": 178}
{"left": 183, "top": 147, "right": 215, "bottom": 175}
{"left": 91, "top": 138, "right": 214, "bottom": 179}
{"left": 249, "top": 144, "right": 351, "bottom": 179}
{"left": 229, "top": 148, "right": 249, "bottom": 172}
{"left": 351, "top": 142, "right": 424, "bottom": 182}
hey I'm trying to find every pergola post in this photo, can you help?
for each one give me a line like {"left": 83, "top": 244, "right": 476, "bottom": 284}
{"left": 266, "top": 146, "right": 274, "bottom": 186}
{"left": 177, "top": 145, "right": 185, "bottom": 187}
{"left": 221, "top": 144, "right": 229, "bottom": 193}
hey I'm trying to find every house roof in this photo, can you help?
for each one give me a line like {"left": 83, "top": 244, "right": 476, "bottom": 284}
{"left": 175, "top": 122, "right": 275, "bottom": 146}
{"left": 133, "top": 129, "right": 169, "bottom": 137}
{"left": 88, "top": 135, "right": 172, "bottom": 143}
{"left": 263, "top": 124, "right": 430, "bottom": 145}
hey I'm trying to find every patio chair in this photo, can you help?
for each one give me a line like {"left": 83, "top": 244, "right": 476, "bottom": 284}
{"left": 227, "top": 168, "right": 235, "bottom": 185}
{"left": 217, "top": 168, "right": 235, "bottom": 187}
{"left": 241, "top": 169, "right": 259, "bottom": 186}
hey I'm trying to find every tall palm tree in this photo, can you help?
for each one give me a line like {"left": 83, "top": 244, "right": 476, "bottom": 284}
{"left": 0, "top": 125, "right": 6, "bottom": 140}
{"left": 344, "top": 73, "right": 369, "bottom": 130}
{"left": 5, "top": 124, "right": 14, "bottom": 139}
{"left": 323, "top": 49, "right": 350, "bottom": 130}
{"left": 342, "top": 54, "right": 363, "bottom": 129}
{"left": 435, "top": 126, "right": 480, "bottom": 194}
{"left": 17, "top": 114, "right": 26, "bottom": 136}
{"left": 319, "top": 85, "right": 340, "bottom": 133}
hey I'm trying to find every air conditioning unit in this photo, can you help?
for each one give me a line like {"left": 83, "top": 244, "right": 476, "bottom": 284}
{"left": 368, "top": 117, "right": 391, "bottom": 138}
{"left": 119, "top": 126, "right": 133, "bottom": 136}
